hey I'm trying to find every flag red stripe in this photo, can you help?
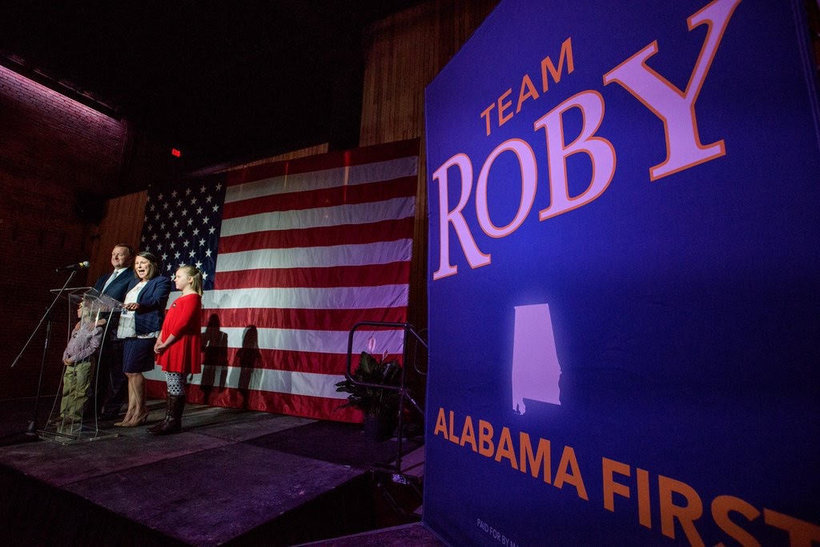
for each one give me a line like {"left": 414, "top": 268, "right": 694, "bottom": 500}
{"left": 218, "top": 218, "right": 415, "bottom": 253}
{"left": 225, "top": 139, "right": 419, "bottom": 187}
{"left": 223, "top": 176, "right": 416, "bottom": 218}
{"left": 147, "top": 380, "right": 364, "bottom": 423}
{"left": 205, "top": 305, "right": 408, "bottom": 330}
{"left": 212, "top": 262, "right": 411, "bottom": 291}
{"left": 200, "top": 348, "right": 403, "bottom": 375}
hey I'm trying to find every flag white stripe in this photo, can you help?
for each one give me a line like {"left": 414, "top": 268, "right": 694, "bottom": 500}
{"left": 224, "top": 156, "right": 418, "bottom": 203}
{"left": 165, "top": 284, "right": 409, "bottom": 310}
{"left": 220, "top": 197, "right": 415, "bottom": 236}
{"left": 146, "top": 366, "right": 348, "bottom": 399}
{"left": 216, "top": 327, "right": 405, "bottom": 354}
{"left": 215, "top": 240, "right": 412, "bottom": 272}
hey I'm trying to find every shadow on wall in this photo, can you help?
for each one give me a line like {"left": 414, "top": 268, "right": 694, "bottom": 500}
{"left": 235, "top": 325, "right": 261, "bottom": 409}
{"left": 200, "top": 313, "right": 227, "bottom": 404}
{"left": 196, "top": 318, "right": 260, "bottom": 410}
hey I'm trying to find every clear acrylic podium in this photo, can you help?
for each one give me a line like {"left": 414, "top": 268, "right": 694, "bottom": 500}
{"left": 39, "top": 287, "right": 124, "bottom": 443}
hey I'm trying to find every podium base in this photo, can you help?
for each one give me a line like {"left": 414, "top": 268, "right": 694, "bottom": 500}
{"left": 37, "top": 422, "right": 119, "bottom": 444}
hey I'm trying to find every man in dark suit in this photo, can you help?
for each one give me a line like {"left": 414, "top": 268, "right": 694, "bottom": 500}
{"left": 93, "top": 243, "right": 135, "bottom": 419}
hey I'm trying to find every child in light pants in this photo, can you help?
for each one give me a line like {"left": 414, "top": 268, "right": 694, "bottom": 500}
{"left": 58, "top": 301, "right": 104, "bottom": 431}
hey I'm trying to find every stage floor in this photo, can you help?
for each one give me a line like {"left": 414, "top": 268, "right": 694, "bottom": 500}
{"left": 0, "top": 398, "right": 435, "bottom": 545}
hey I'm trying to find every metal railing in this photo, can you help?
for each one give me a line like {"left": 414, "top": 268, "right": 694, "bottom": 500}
{"left": 345, "top": 321, "right": 428, "bottom": 472}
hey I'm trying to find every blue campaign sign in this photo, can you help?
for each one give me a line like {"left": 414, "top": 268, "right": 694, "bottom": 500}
{"left": 423, "top": 0, "right": 819, "bottom": 544}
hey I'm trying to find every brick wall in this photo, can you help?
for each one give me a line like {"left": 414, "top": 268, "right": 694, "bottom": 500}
{"left": 0, "top": 64, "right": 127, "bottom": 401}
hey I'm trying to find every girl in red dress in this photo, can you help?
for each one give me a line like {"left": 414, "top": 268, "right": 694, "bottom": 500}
{"left": 150, "top": 265, "right": 203, "bottom": 435}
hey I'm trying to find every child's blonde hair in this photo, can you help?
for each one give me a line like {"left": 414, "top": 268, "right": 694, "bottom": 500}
{"left": 178, "top": 264, "right": 204, "bottom": 295}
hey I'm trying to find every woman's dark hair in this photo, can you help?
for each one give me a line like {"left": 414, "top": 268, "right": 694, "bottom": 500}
{"left": 135, "top": 251, "right": 160, "bottom": 280}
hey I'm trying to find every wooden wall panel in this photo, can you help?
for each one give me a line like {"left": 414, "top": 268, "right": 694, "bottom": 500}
{"left": 360, "top": 0, "right": 498, "bottom": 333}
{"left": 359, "top": 0, "right": 498, "bottom": 147}
{"left": 86, "top": 191, "right": 148, "bottom": 284}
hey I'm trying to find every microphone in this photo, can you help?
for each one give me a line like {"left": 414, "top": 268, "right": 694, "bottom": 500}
{"left": 56, "top": 261, "right": 90, "bottom": 272}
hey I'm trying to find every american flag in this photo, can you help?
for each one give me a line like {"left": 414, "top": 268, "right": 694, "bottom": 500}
{"left": 143, "top": 141, "right": 418, "bottom": 422}
{"left": 140, "top": 177, "right": 227, "bottom": 290}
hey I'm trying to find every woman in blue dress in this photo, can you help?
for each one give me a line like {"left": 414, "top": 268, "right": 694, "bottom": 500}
{"left": 115, "top": 252, "right": 172, "bottom": 426}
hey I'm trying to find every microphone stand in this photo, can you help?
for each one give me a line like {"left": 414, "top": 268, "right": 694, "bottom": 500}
{"left": 27, "top": 320, "right": 52, "bottom": 435}
{"left": 10, "top": 269, "right": 77, "bottom": 437}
